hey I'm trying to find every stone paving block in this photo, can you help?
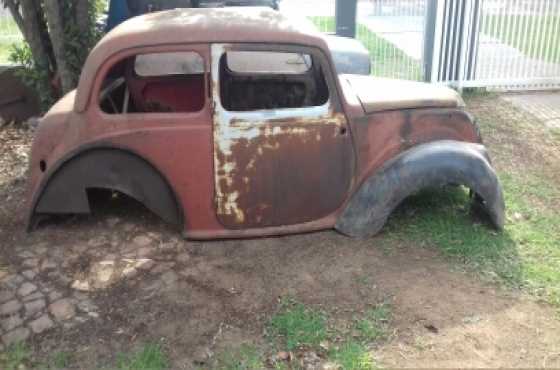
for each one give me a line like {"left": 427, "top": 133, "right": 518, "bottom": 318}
{"left": 0, "top": 300, "right": 22, "bottom": 315}
{"left": 49, "top": 299, "right": 76, "bottom": 321}
{"left": 29, "top": 315, "right": 54, "bottom": 334}
{"left": 1, "top": 314, "right": 23, "bottom": 332}
{"left": 2, "top": 327, "right": 30, "bottom": 345}
{"left": 24, "top": 299, "right": 46, "bottom": 317}
{"left": 17, "top": 282, "right": 37, "bottom": 297}
{"left": 0, "top": 289, "right": 15, "bottom": 304}
{"left": 23, "top": 291, "right": 44, "bottom": 302}
{"left": 22, "top": 270, "right": 37, "bottom": 280}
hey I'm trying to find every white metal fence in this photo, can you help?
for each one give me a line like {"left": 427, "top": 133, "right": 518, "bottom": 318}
{"left": 302, "top": 0, "right": 560, "bottom": 90}
{"left": 295, "top": 0, "right": 427, "bottom": 81}
{"left": 425, "top": 0, "right": 560, "bottom": 90}
{"left": 355, "top": 0, "right": 426, "bottom": 80}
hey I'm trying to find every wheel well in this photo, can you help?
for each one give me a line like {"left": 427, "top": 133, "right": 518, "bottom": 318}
{"left": 30, "top": 147, "right": 183, "bottom": 229}
{"left": 335, "top": 141, "right": 505, "bottom": 238}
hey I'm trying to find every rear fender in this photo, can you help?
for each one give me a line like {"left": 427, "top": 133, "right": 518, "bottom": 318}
{"left": 29, "top": 148, "right": 182, "bottom": 229}
{"left": 335, "top": 140, "right": 505, "bottom": 238}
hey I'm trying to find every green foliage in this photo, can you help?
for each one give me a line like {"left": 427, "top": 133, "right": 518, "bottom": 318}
{"left": 0, "top": 342, "right": 30, "bottom": 370}
{"left": 50, "top": 351, "right": 72, "bottom": 369}
{"left": 268, "top": 298, "right": 328, "bottom": 351}
{"left": 0, "top": 17, "right": 22, "bottom": 64}
{"left": 114, "top": 343, "right": 169, "bottom": 370}
{"left": 9, "top": 43, "right": 56, "bottom": 110}
{"left": 209, "top": 344, "right": 263, "bottom": 370}
{"left": 213, "top": 300, "right": 390, "bottom": 370}
{"left": 328, "top": 341, "right": 377, "bottom": 370}
{"left": 8, "top": 0, "right": 105, "bottom": 111}
{"left": 62, "top": 1, "right": 104, "bottom": 87}
{"left": 353, "top": 304, "right": 391, "bottom": 343}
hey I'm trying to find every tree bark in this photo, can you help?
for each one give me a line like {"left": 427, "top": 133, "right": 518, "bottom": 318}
{"left": 6, "top": 0, "right": 53, "bottom": 75}
{"left": 43, "top": 0, "right": 74, "bottom": 93}
{"left": 75, "top": 0, "right": 91, "bottom": 44}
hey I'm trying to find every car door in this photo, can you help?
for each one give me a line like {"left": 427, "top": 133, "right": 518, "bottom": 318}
{"left": 211, "top": 43, "right": 355, "bottom": 228}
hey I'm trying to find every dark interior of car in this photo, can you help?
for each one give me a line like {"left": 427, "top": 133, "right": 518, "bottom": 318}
{"left": 100, "top": 56, "right": 206, "bottom": 114}
{"left": 99, "top": 51, "right": 328, "bottom": 114}
{"left": 219, "top": 53, "right": 329, "bottom": 111}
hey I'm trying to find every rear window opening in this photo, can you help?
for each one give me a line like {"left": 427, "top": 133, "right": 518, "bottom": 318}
{"left": 219, "top": 50, "right": 329, "bottom": 112}
{"left": 99, "top": 51, "right": 206, "bottom": 114}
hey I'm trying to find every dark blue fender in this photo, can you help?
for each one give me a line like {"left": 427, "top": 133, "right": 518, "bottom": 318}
{"left": 335, "top": 140, "right": 505, "bottom": 238}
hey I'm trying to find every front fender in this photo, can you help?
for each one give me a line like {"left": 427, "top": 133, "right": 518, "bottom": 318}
{"left": 335, "top": 140, "right": 505, "bottom": 238}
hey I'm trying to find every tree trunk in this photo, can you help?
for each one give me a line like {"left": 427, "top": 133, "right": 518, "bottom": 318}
{"left": 43, "top": 0, "right": 74, "bottom": 93}
{"left": 75, "top": 0, "right": 91, "bottom": 44}
{"left": 7, "top": 0, "right": 53, "bottom": 75}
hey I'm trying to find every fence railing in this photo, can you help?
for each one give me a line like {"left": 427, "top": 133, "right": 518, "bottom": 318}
{"left": 305, "top": 0, "right": 560, "bottom": 91}
{"left": 304, "top": 0, "right": 427, "bottom": 81}
{"left": 473, "top": 0, "right": 560, "bottom": 90}
{"left": 425, "top": 0, "right": 560, "bottom": 90}
{"left": 356, "top": 0, "right": 426, "bottom": 81}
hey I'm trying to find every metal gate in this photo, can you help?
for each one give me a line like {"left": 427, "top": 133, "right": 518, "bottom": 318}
{"left": 295, "top": 0, "right": 427, "bottom": 81}
{"left": 356, "top": 0, "right": 427, "bottom": 81}
{"left": 303, "top": 0, "right": 560, "bottom": 91}
{"left": 429, "top": 0, "right": 560, "bottom": 90}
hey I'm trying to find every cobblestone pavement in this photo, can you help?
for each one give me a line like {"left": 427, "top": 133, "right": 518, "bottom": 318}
{"left": 0, "top": 220, "right": 186, "bottom": 349}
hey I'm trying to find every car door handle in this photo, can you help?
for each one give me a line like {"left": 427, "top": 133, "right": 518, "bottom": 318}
{"left": 339, "top": 125, "right": 348, "bottom": 136}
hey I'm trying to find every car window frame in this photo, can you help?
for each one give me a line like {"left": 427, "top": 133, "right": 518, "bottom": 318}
{"left": 91, "top": 44, "right": 211, "bottom": 120}
{"left": 213, "top": 43, "right": 342, "bottom": 118}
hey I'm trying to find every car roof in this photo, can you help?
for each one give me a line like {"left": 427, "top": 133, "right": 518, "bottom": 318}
{"left": 75, "top": 7, "right": 328, "bottom": 111}
{"left": 108, "top": 7, "right": 321, "bottom": 45}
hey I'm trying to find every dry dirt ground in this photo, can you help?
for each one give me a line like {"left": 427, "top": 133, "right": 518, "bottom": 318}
{"left": 1, "top": 95, "right": 560, "bottom": 369}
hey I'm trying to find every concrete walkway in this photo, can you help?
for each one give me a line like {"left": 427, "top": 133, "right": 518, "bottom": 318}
{"left": 502, "top": 92, "right": 560, "bottom": 129}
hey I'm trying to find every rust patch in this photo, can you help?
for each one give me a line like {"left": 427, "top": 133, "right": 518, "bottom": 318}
{"left": 350, "top": 108, "right": 482, "bottom": 186}
{"left": 215, "top": 119, "right": 353, "bottom": 228}
{"left": 211, "top": 43, "right": 354, "bottom": 228}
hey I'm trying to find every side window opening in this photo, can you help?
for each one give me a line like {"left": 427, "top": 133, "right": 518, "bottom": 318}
{"left": 99, "top": 51, "right": 206, "bottom": 114}
{"left": 219, "top": 50, "right": 329, "bottom": 112}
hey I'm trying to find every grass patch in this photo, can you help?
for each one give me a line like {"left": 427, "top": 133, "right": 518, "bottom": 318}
{"left": 353, "top": 304, "right": 391, "bottom": 343}
{"left": 383, "top": 171, "right": 560, "bottom": 306}
{"left": 114, "top": 343, "right": 168, "bottom": 370}
{"left": 309, "top": 16, "right": 422, "bottom": 80}
{"left": 482, "top": 15, "right": 560, "bottom": 63}
{"left": 0, "top": 17, "right": 23, "bottom": 64}
{"left": 0, "top": 342, "right": 30, "bottom": 370}
{"left": 262, "top": 299, "right": 389, "bottom": 369}
{"left": 268, "top": 298, "right": 327, "bottom": 351}
{"left": 208, "top": 344, "right": 262, "bottom": 370}
{"left": 50, "top": 351, "right": 72, "bottom": 369}
{"left": 329, "top": 341, "right": 377, "bottom": 370}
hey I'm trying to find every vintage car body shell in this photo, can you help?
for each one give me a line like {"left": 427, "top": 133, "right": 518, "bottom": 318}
{"left": 26, "top": 8, "right": 504, "bottom": 239}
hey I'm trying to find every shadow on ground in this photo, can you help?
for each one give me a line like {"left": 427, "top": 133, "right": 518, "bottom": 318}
{"left": 1, "top": 188, "right": 559, "bottom": 368}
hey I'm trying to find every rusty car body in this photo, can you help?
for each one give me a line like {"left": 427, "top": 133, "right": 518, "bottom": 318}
{"left": 25, "top": 8, "right": 505, "bottom": 239}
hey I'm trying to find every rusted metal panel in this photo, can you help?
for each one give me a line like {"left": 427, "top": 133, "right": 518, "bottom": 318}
{"left": 25, "top": 8, "right": 501, "bottom": 239}
{"left": 348, "top": 108, "right": 482, "bottom": 187}
{"left": 211, "top": 43, "right": 354, "bottom": 228}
